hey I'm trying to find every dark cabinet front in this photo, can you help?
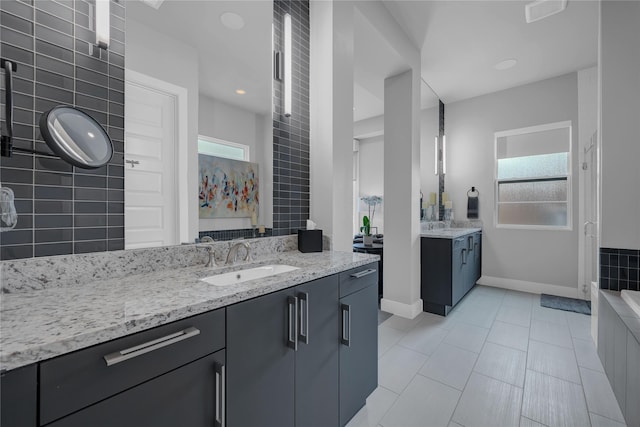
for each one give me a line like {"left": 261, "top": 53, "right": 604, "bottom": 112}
{"left": 421, "top": 232, "right": 482, "bottom": 316}
{"left": 226, "top": 275, "right": 340, "bottom": 427}
{"left": 48, "top": 350, "right": 225, "bottom": 427}
{"left": 339, "top": 282, "right": 378, "bottom": 426}
{"left": 1, "top": 364, "right": 37, "bottom": 427}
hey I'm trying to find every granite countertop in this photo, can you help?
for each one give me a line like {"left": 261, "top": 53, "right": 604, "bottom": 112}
{"left": 420, "top": 227, "right": 482, "bottom": 239}
{"left": 0, "top": 250, "right": 378, "bottom": 372}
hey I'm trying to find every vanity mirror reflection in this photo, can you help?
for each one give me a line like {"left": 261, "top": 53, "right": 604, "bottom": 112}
{"left": 420, "top": 80, "right": 441, "bottom": 222}
{"left": 125, "top": 0, "right": 273, "bottom": 248}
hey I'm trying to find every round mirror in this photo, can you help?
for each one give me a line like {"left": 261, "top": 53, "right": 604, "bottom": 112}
{"left": 39, "top": 106, "right": 113, "bottom": 169}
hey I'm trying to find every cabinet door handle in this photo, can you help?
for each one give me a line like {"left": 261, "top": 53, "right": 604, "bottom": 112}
{"left": 474, "top": 242, "right": 478, "bottom": 254}
{"left": 214, "top": 361, "right": 225, "bottom": 427}
{"left": 468, "top": 236, "right": 474, "bottom": 251}
{"left": 287, "top": 296, "right": 298, "bottom": 351}
{"left": 350, "top": 268, "right": 376, "bottom": 279}
{"left": 298, "top": 292, "right": 309, "bottom": 344}
{"left": 341, "top": 304, "right": 351, "bottom": 347}
{"left": 103, "top": 327, "right": 200, "bottom": 366}
{"left": 462, "top": 249, "right": 467, "bottom": 265}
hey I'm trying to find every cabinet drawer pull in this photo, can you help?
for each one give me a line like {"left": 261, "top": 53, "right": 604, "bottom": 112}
{"left": 103, "top": 327, "right": 200, "bottom": 366}
{"left": 298, "top": 292, "right": 310, "bottom": 344}
{"left": 468, "top": 236, "right": 474, "bottom": 251}
{"left": 462, "top": 248, "right": 467, "bottom": 265}
{"left": 341, "top": 304, "right": 351, "bottom": 347}
{"left": 287, "top": 296, "right": 298, "bottom": 351}
{"left": 215, "top": 361, "right": 225, "bottom": 427}
{"left": 350, "top": 268, "right": 376, "bottom": 279}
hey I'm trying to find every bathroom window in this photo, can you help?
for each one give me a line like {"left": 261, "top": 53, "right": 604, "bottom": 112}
{"left": 198, "top": 135, "right": 250, "bottom": 161}
{"left": 494, "top": 121, "right": 572, "bottom": 229}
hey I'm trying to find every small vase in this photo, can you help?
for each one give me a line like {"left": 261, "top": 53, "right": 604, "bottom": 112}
{"left": 363, "top": 235, "right": 374, "bottom": 246}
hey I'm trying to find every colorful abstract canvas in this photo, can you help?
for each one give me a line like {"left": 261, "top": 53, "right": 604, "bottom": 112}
{"left": 198, "top": 155, "right": 259, "bottom": 218}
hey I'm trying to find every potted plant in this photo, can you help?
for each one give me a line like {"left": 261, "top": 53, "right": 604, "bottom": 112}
{"left": 361, "top": 215, "right": 373, "bottom": 245}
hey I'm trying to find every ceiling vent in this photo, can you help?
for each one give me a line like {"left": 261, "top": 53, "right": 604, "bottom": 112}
{"left": 140, "top": 0, "right": 165, "bottom": 10}
{"left": 525, "top": 0, "right": 568, "bottom": 23}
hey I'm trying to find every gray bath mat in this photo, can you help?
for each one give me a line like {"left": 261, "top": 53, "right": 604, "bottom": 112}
{"left": 540, "top": 294, "right": 591, "bottom": 315}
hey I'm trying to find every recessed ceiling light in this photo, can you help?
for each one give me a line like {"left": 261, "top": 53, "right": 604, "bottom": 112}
{"left": 220, "top": 12, "right": 245, "bottom": 30}
{"left": 235, "top": 89, "right": 246, "bottom": 95}
{"left": 140, "top": 0, "right": 165, "bottom": 10}
{"left": 494, "top": 59, "right": 518, "bottom": 70}
{"left": 525, "top": 0, "right": 567, "bottom": 24}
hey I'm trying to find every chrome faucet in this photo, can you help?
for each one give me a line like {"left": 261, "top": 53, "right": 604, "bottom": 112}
{"left": 225, "top": 241, "right": 252, "bottom": 265}
{"left": 196, "top": 244, "right": 217, "bottom": 267}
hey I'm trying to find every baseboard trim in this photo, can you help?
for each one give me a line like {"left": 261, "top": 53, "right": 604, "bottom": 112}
{"left": 477, "top": 275, "right": 579, "bottom": 299}
{"left": 380, "top": 298, "right": 423, "bottom": 319}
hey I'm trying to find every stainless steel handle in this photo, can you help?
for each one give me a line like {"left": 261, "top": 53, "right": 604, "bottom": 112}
{"left": 104, "top": 327, "right": 200, "bottom": 366}
{"left": 214, "top": 361, "right": 225, "bottom": 427}
{"left": 341, "top": 304, "right": 351, "bottom": 347}
{"left": 474, "top": 242, "right": 478, "bottom": 254}
{"left": 350, "top": 268, "right": 376, "bottom": 279}
{"left": 468, "top": 236, "right": 474, "bottom": 251}
{"left": 298, "top": 292, "right": 309, "bottom": 344}
{"left": 287, "top": 296, "right": 298, "bottom": 351}
{"left": 462, "top": 249, "right": 467, "bottom": 265}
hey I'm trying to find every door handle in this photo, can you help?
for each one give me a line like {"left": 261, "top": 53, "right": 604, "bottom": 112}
{"left": 468, "top": 236, "right": 473, "bottom": 251}
{"left": 287, "top": 296, "right": 298, "bottom": 351}
{"left": 462, "top": 248, "right": 467, "bottom": 265}
{"left": 341, "top": 304, "right": 351, "bottom": 347}
{"left": 584, "top": 221, "right": 596, "bottom": 238}
{"left": 103, "top": 327, "right": 200, "bottom": 366}
{"left": 350, "top": 268, "right": 376, "bottom": 279}
{"left": 214, "top": 361, "right": 225, "bottom": 427}
{"left": 298, "top": 292, "right": 309, "bottom": 344}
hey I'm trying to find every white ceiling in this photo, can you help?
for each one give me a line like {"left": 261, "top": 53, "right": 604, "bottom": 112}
{"left": 127, "top": 0, "right": 272, "bottom": 115}
{"left": 383, "top": 0, "right": 599, "bottom": 104}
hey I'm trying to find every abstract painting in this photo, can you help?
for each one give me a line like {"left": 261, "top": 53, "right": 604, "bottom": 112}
{"left": 198, "top": 154, "right": 259, "bottom": 218}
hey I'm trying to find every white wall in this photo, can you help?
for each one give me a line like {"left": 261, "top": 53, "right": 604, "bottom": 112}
{"left": 599, "top": 1, "right": 640, "bottom": 250}
{"left": 126, "top": 19, "right": 200, "bottom": 243}
{"left": 198, "top": 95, "right": 272, "bottom": 231}
{"left": 358, "top": 135, "right": 384, "bottom": 234}
{"left": 446, "top": 72, "right": 580, "bottom": 291}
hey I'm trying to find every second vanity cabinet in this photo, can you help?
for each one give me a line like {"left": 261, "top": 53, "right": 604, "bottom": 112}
{"left": 421, "top": 231, "right": 482, "bottom": 316}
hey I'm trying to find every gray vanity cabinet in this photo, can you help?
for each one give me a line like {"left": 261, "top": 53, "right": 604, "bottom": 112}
{"left": 0, "top": 364, "right": 37, "bottom": 427}
{"left": 226, "top": 275, "right": 340, "bottom": 427}
{"left": 338, "top": 270, "right": 378, "bottom": 427}
{"left": 47, "top": 350, "right": 225, "bottom": 427}
{"left": 421, "top": 232, "right": 482, "bottom": 316}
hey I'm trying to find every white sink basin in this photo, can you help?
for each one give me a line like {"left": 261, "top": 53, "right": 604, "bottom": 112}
{"left": 200, "top": 264, "right": 299, "bottom": 287}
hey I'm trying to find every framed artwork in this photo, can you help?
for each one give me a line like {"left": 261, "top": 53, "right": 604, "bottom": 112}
{"left": 198, "top": 154, "right": 259, "bottom": 218}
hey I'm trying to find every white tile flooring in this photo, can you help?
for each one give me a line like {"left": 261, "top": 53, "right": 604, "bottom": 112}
{"left": 347, "top": 285, "right": 626, "bottom": 427}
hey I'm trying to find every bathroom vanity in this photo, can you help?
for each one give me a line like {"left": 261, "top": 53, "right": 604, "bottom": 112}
{"left": 420, "top": 228, "right": 482, "bottom": 316}
{"left": 0, "top": 238, "right": 379, "bottom": 427}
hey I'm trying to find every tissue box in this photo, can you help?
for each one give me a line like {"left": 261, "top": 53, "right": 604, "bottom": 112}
{"left": 298, "top": 229, "right": 323, "bottom": 253}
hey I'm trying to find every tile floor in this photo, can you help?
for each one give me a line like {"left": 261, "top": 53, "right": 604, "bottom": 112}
{"left": 347, "top": 285, "right": 626, "bottom": 427}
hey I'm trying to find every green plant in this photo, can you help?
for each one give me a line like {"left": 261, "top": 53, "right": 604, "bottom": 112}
{"left": 361, "top": 215, "right": 371, "bottom": 236}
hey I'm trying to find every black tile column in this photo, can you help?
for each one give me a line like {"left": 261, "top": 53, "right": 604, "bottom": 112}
{"left": 272, "top": 0, "right": 310, "bottom": 236}
{"left": 0, "top": 0, "right": 125, "bottom": 260}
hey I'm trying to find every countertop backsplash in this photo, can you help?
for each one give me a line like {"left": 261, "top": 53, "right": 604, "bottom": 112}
{"left": 2, "top": 235, "right": 331, "bottom": 294}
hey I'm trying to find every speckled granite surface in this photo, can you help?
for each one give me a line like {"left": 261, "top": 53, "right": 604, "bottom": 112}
{"left": 0, "top": 247, "right": 377, "bottom": 372}
{"left": 420, "top": 227, "right": 482, "bottom": 239}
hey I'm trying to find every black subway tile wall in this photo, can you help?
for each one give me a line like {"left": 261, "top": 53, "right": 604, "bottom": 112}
{"left": 199, "top": 228, "right": 274, "bottom": 242}
{"left": 0, "top": 0, "right": 125, "bottom": 260}
{"left": 600, "top": 248, "right": 640, "bottom": 291}
{"left": 273, "top": 0, "right": 310, "bottom": 236}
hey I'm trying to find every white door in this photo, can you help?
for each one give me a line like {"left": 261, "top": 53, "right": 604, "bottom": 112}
{"left": 124, "top": 79, "right": 177, "bottom": 249}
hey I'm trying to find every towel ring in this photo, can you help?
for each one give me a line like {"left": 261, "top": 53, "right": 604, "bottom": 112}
{"left": 467, "top": 187, "right": 479, "bottom": 197}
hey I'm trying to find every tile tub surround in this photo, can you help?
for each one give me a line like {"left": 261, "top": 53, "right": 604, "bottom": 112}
{"left": 0, "top": 0, "right": 126, "bottom": 260}
{"left": 600, "top": 248, "right": 640, "bottom": 291}
{"left": 0, "top": 248, "right": 378, "bottom": 372}
{"left": 600, "top": 290, "right": 640, "bottom": 345}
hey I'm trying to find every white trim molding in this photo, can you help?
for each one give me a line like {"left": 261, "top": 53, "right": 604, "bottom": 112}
{"left": 380, "top": 298, "right": 423, "bottom": 319}
{"left": 477, "top": 275, "right": 581, "bottom": 299}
